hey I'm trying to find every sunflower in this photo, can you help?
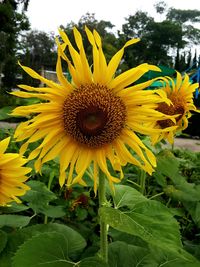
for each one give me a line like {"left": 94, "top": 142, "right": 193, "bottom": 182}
{"left": 11, "top": 27, "right": 174, "bottom": 192}
{"left": 0, "top": 137, "right": 31, "bottom": 206}
{"left": 150, "top": 72, "right": 199, "bottom": 144}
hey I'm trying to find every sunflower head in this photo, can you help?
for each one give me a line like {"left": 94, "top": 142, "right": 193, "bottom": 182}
{"left": 151, "top": 72, "right": 199, "bottom": 144}
{"left": 11, "top": 27, "right": 175, "bottom": 192}
{"left": 0, "top": 137, "right": 31, "bottom": 206}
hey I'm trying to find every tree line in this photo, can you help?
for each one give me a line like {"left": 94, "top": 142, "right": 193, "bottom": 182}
{"left": 1, "top": 0, "right": 200, "bottom": 91}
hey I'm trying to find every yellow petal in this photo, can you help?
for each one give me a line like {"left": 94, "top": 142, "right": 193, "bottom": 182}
{"left": 0, "top": 137, "right": 10, "bottom": 154}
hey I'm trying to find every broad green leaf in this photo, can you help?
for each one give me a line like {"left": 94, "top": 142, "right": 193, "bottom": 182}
{"left": 16, "top": 223, "right": 86, "bottom": 256}
{"left": 0, "top": 230, "right": 7, "bottom": 253}
{"left": 0, "top": 223, "right": 86, "bottom": 267}
{"left": 12, "top": 224, "right": 86, "bottom": 267}
{"left": 108, "top": 241, "right": 151, "bottom": 267}
{"left": 79, "top": 257, "right": 109, "bottom": 267}
{"left": 12, "top": 232, "right": 75, "bottom": 267}
{"left": 100, "top": 202, "right": 194, "bottom": 261}
{"left": 147, "top": 246, "right": 200, "bottom": 267}
{"left": 164, "top": 184, "right": 200, "bottom": 202}
{"left": 21, "top": 180, "right": 57, "bottom": 213}
{"left": 42, "top": 205, "right": 66, "bottom": 218}
{"left": 0, "top": 215, "right": 30, "bottom": 228}
{"left": 184, "top": 241, "right": 200, "bottom": 261}
{"left": 183, "top": 202, "right": 200, "bottom": 227}
{"left": 0, "top": 202, "right": 29, "bottom": 213}
{"left": 111, "top": 185, "right": 147, "bottom": 209}
{"left": 160, "top": 260, "right": 200, "bottom": 267}
{"left": 155, "top": 152, "right": 200, "bottom": 202}
{"left": 156, "top": 150, "right": 180, "bottom": 178}
{"left": 110, "top": 229, "right": 147, "bottom": 247}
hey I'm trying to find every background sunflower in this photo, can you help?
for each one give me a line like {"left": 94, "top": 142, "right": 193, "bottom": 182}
{"left": 0, "top": 137, "right": 31, "bottom": 206}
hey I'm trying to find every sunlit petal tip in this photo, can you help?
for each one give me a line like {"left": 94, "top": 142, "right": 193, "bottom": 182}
{"left": 124, "top": 38, "right": 140, "bottom": 48}
{"left": 0, "top": 137, "right": 11, "bottom": 154}
{"left": 59, "top": 172, "right": 66, "bottom": 187}
{"left": 17, "top": 60, "right": 22, "bottom": 67}
{"left": 148, "top": 64, "right": 161, "bottom": 72}
{"left": 58, "top": 28, "right": 64, "bottom": 35}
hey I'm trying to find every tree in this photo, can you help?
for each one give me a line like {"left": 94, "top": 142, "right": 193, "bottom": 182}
{"left": 120, "top": 3, "right": 200, "bottom": 71}
{"left": 120, "top": 11, "right": 180, "bottom": 68}
{"left": 154, "top": 1, "right": 167, "bottom": 15}
{"left": 166, "top": 8, "right": 200, "bottom": 46}
{"left": 20, "top": 30, "right": 57, "bottom": 70}
{"left": 0, "top": 0, "right": 30, "bottom": 90}
{"left": 19, "top": 30, "right": 57, "bottom": 86}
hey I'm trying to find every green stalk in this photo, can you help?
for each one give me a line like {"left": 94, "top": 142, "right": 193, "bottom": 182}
{"left": 98, "top": 170, "right": 108, "bottom": 263}
{"left": 44, "top": 172, "right": 55, "bottom": 224}
{"left": 139, "top": 169, "right": 146, "bottom": 195}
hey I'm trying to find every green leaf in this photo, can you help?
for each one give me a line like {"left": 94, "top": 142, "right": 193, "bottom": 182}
{"left": 0, "top": 202, "right": 29, "bottom": 213}
{"left": 75, "top": 208, "right": 88, "bottom": 221}
{"left": 12, "top": 232, "right": 75, "bottom": 267}
{"left": 110, "top": 229, "right": 147, "bottom": 247}
{"left": 0, "top": 215, "right": 30, "bottom": 228}
{"left": 164, "top": 184, "right": 200, "bottom": 202}
{"left": 158, "top": 260, "right": 200, "bottom": 267}
{"left": 12, "top": 224, "right": 86, "bottom": 267}
{"left": 42, "top": 205, "right": 66, "bottom": 218}
{"left": 21, "top": 181, "right": 57, "bottom": 213}
{"left": 0, "top": 230, "right": 7, "bottom": 253}
{"left": 156, "top": 150, "right": 180, "bottom": 177}
{"left": 108, "top": 241, "right": 151, "bottom": 267}
{"left": 155, "top": 152, "right": 200, "bottom": 202}
{"left": 79, "top": 257, "right": 109, "bottom": 267}
{"left": 183, "top": 202, "right": 200, "bottom": 227}
{"left": 147, "top": 246, "right": 200, "bottom": 267}
{"left": 100, "top": 202, "right": 193, "bottom": 261}
{"left": 111, "top": 185, "right": 147, "bottom": 209}
{"left": 0, "top": 223, "right": 86, "bottom": 267}
{"left": 18, "top": 223, "right": 86, "bottom": 256}
{"left": 0, "top": 106, "right": 13, "bottom": 120}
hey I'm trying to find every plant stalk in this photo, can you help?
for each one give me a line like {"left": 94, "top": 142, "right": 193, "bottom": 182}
{"left": 98, "top": 170, "right": 108, "bottom": 263}
{"left": 44, "top": 172, "right": 55, "bottom": 224}
{"left": 139, "top": 169, "right": 146, "bottom": 195}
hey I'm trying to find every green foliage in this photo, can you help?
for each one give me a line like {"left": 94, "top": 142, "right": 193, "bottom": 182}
{"left": 0, "top": 230, "right": 7, "bottom": 254}
{"left": 0, "top": 106, "right": 13, "bottom": 120}
{"left": 19, "top": 30, "right": 57, "bottom": 85}
{"left": 12, "top": 227, "right": 85, "bottom": 266}
{"left": 120, "top": 5, "right": 200, "bottom": 69}
{"left": 0, "top": 223, "right": 87, "bottom": 267}
{"left": 79, "top": 257, "right": 108, "bottom": 267}
{"left": 167, "top": 8, "right": 200, "bottom": 23}
{"left": 101, "top": 185, "right": 192, "bottom": 260}
{"left": 108, "top": 241, "right": 150, "bottom": 267}
{"left": 21, "top": 180, "right": 57, "bottom": 213}
{"left": 0, "top": 0, "right": 30, "bottom": 90}
{"left": 0, "top": 215, "right": 31, "bottom": 228}
{"left": 1, "top": 118, "right": 200, "bottom": 265}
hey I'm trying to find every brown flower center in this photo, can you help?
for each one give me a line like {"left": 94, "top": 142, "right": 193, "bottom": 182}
{"left": 63, "top": 84, "right": 126, "bottom": 148}
{"left": 157, "top": 95, "right": 185, "bottom": 128}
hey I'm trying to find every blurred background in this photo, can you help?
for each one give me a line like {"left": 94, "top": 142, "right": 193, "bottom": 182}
{"left": 0, "top": 0, "right": 200, "bottom": 136}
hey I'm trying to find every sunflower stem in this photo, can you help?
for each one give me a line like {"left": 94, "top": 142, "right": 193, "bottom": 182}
{"left": 44, "top": 171, "right": 55, "bottom": 224}
{"left": 98, "top": 170, "right": 108, "bottom": 263}
{"left": 139, "top": 169, "right": 146, "bottom": 195}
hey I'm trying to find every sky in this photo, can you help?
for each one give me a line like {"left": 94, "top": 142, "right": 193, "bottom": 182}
{"left": 26, "top": 0, "right": 200, "bottom": 34}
